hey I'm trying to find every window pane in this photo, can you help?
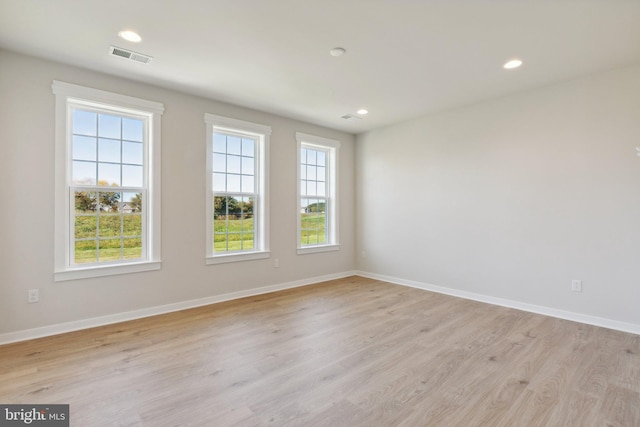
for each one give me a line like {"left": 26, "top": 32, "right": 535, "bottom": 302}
{"left": 98, "top": 238, "right": 122, "bottom": 261}
{"left": 227, "top": 174, "right": 241, "bottom": 192}
{"left": 227, "top": 136, "right": 241, "bottom": 155}
{"left": 99, "top": 213, "right": 121, "bottom": 237}
{"left": 123, "top": 214, "right": 142, "bottom": 237}
{"left": 242, "top": 175, "right": 254, "bottom": 193}
{"left": 311, "top": 199, "right": 323, "bottom": 213}
{"left": 122, "top": 165, "right": 143, "bottom": 187}
{"left": 240, "top": 197, "right": 253, "bottom": 219}
{"left": 72, "top": 135, "right": 97, "bottom": 161}
{"left": 213, "top": 153, "right": 226, "bottom": 172}
{"left": 213, "top": 196, "right": 225, "bottom": 218}
{"left": 75, "top": 191, "right": 97, "bottom": 212}
{"left": 98, "top": 163, "right": 120, "bottom": 186}
{"left": 123, "top": 192, "right": 143, "bottom": 213}
{"left": 75, "top": 240, "right": 97, "bottom": 264}
{"left": 240, "top": 196, "right": 255, "bottom": 250}
{"left": 98, "top": 114, "right": 121, "bottom": 139}
{"left": 212, "top": 194, "right": 256, "bottom": 253}
{"left": 75, "top": 215, "right": 96, "bottom": 238}
{"left": 300, "top": 164, "right": 307, "bottom": 180}
{"left": 300, "top": 180, "right": 308, "bottom": 196}
{"left": 229, "top": 196, "right": 240, "bottom": 216}
{"left": 73, "top": 110, "right": 97, "bottom": 136}
{"left": 214, "top": 233, "right": 229, "bottom": 252}
{"left": 213, "top": 173, "right": 226, "bottom": 192}
{"left": 122, "top": 117, "right": 144, "bottom": 142}
{"left": 73, "top": 161, "right": 97, "bottom": 185}
{"left": 213, "top": 133, "right": 227, "bottom": 153}
{"left": 241, "top": 156, "right": 254, "bottom": 175}
{"left": 317, "top": 182, "right": 326, "bottom": 196}
{"left": 300, "top": 196, "right": 326, "bottom": 246}
{"left": 98, "top": 191, "right": 121, "bottom": 213}
{"left": 241, "top": 196, "right": 255, "bottom": 218}
{"left": 123, "top": 237, "right": 143, "bottom": 259}
{"left": 307, "top": 150, "right": 317, "bottom": 165}
{"left": 317, "top": 151, "right": 326, "bottom": 166}
{"left": 227, "top": 155, "right": 241, "bottom": 174}
{"left": 307, "top": 181, "right": 317, "bottom": 196}
{"left": 242, "top": 138, "right": 255, "bottom": 157}
{"left": 317, "top": 166, "right": 326, "bottom": 182}
{"left": 122, "top": 141, "right": 143, "bottom": 165}
{"left": 307, "top": 165, "right": 317, "bottom": 180}
{"left": 98, "top": 138, "right": 121, "bottom": 163}
{"left": 213, "top": 196, "right": 224, "bottom": 217}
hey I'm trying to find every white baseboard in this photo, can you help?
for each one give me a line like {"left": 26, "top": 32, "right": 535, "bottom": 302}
{"left": 356, "top": 270, "right": 640, "bottom": 336}
{"left": 0, "top": 271, "right": 357, "bottom": 345}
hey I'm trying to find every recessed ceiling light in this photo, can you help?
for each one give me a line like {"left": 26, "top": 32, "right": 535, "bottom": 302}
{"left": 330, "top": 47, "right": 346, "bottom": 57}
{"left": 357, "top": 109, "right": 368, "bottom": 115}
{"left": 503, "top": 59, "right": 523, "bottom": 69}
{"left": 118, "top": 30, "right": 142, "bottom": 43}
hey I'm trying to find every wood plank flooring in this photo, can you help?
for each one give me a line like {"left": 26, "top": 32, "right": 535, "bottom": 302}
{"left": 1, "top": 276, "right": 639, "bottom": 426}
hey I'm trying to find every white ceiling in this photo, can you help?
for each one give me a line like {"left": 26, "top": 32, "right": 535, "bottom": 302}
{"left": 1, "top": 0, "right": 640, "bottom": 134}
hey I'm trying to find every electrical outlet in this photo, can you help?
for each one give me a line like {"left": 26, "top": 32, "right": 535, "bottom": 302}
{"left": 273, "top": 258, "right": 280, "bottom": 268}
{"left": 361, "top": 251, "right": 367, "bottom": 259}
{"left": 28, "top": 289, "right": 39, "bottom": 303}
{"left": 571, "top": 280, "right": 582, "bottom": 292}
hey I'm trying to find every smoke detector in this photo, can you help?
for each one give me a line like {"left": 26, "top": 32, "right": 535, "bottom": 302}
{"left": 109, "top": 46, "right": 153, "bottom": 64}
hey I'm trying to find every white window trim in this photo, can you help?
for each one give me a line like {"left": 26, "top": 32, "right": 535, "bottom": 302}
{"left": 205, "top": 113, "right": 271, "bottom": 265}
{"left": 52, "top": 81, "right": 164, "bottom": 281}
{"left": 296, "top": 132, "right": 340, "bottom": 255}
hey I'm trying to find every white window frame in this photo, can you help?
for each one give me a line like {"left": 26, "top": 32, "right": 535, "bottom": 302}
{"left": 205, "top": 114, "right": 271, "bottom": 264}
{"left": 52, "top": 81, "right": 163, "bottom": 281}
{"left": 296, "top": 132, "right": 340, "bottom": 255}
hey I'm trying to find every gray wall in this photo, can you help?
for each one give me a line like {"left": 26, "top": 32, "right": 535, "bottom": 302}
{"left": 356, "top": 64, "right": 640, "bottom": 328}
{"left": 3, "top": 47, "right": 639, "bottom": 338}
{"left": 0, "top": 49, "right": 356, "bottom": 336}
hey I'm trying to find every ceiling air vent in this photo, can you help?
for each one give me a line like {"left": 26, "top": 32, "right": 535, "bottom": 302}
{"left": 109, "top": 46, "right": 153, "bottom": 64}
{"left": 341, "top": 114, "right": 362, "bottom": 121}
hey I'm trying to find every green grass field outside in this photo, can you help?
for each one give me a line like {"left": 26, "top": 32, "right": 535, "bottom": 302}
{"left": 74, "top": 213, "right": 143, "bottom": 263}
{"left": 301, "top": 213, "right": 326, "bottom": 245}
{"left": 214, "top": 217, "right": 255, "bottom": 252}
{"left": 75, "top": 212, "right": 328, "bottom": 261}
{"left": 211, "top": 213, "right": 327, "bottom": 252}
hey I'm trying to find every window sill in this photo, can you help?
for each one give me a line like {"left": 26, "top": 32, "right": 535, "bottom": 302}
{"left": 54, "top": 260, "right": 162, "bottom": 282}
{"left": 206, "top": 251, "right": 270, "bottom": 265}
{"left": 297, "top": 244, "right": 340, "bottom": 255}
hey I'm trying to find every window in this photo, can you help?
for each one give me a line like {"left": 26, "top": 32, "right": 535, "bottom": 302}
{"left": 205, "top": 114, "right": 270, "bottom": 264}
{"left": 296, "top": 132, "right": 340, "bottom": 254}
{"left": 53, "top": 81, "right": 163, "bottom": 281}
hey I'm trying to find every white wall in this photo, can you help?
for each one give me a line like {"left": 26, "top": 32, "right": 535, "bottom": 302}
{"left": 356, "top": 64, "right": 640, "bottom": 329}
{"left": 0, "top": 49, "right": 356, "bottom": 338}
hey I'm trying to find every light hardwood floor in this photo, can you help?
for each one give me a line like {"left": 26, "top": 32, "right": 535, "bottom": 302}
{"left": 1, "top": 276, "right": 639, "bottom": 426}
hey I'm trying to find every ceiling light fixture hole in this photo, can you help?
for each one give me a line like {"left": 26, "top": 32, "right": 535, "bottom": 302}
{"left": 503, "top": 59, "right": 523, "bottom": 69}
{"left": 118, "top": 30, "right": 142, "bottom": 43}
